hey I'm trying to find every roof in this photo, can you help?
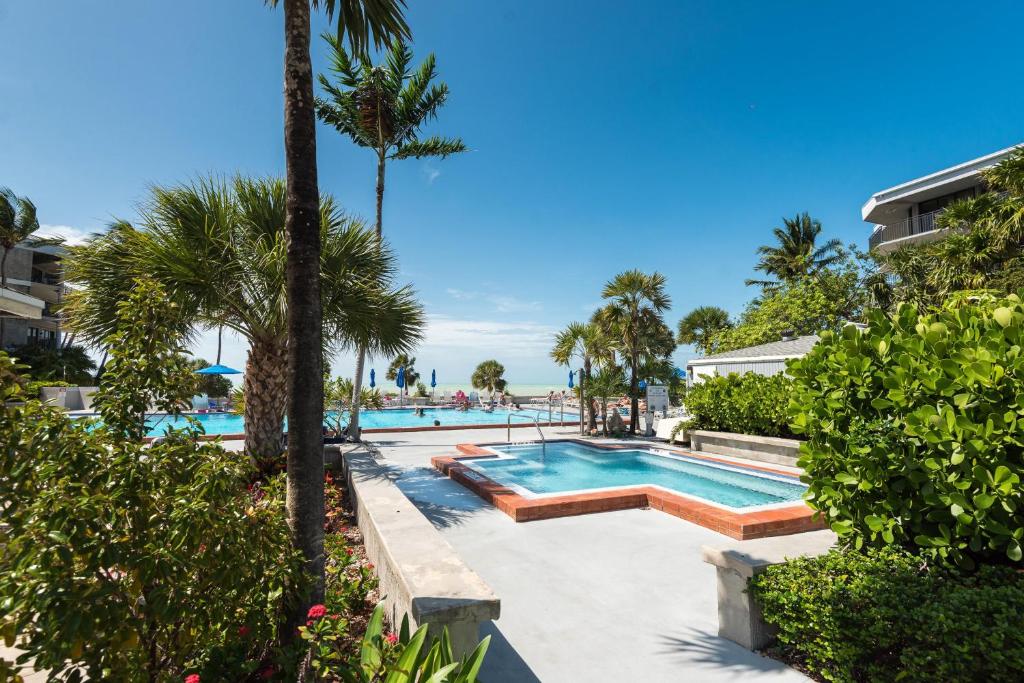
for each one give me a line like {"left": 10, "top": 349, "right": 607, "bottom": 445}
{"left": 687, "top": 335, "right": 819, "bottom": 366}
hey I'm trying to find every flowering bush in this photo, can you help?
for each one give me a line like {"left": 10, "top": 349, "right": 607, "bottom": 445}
{"left": 0, "top": 281, "right": 301, "bottom": 681}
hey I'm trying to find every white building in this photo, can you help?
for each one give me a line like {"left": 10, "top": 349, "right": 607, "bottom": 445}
{"left": 686, "top": 334, "right": 818, "bottom": 386}
{"left": 864, "top": 144, "right": 1020, "bottom": 254}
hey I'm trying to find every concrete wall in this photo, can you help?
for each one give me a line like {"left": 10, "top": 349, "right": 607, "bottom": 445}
{"left": 39, "top": 386, "right": 98, "bottom": 411}
{"left": 689, "top": 430, "right": 801, "bottom": 467}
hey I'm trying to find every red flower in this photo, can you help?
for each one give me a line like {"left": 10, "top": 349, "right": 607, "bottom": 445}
{"left": 260, "top": 667, "right": 275, "bottom": 680}
{"left": 367, "top": 563, "right": 374, "bottom": 570}
{"left": 307, "top": 604, "right": 327, "bottom": 620}
{"left": 185, "top": 675, "right": 200, "bottom": 683}
{"left": 385, "top": 632, "right": 398, "bottom": 645}
{"left": 238, "top": 625, "right": 250, "bottom": 638}
{"left": 345, "top": 548, "right": 354, "bottom": 556}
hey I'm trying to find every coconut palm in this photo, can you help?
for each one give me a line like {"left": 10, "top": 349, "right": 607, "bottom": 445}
{"left": 593, "top": 270, "right": 673, "bottom": 435}
{"left": 471, "top": 359, "right": 507, "bottom": 399}
{"left": 676, "top": 306, "right": 732, "bottom": 355}
{"left": 316, "top": 35, "right": 465, "bottom": 439}
{"left": 385, "top": 352, "right": 420, "bottom": 395}
{"left": 63, "top": 176, "right": 422, "bottom": 472}
{"left": 0, "top": 188, "right": 41, "bottom": 343}
{"left": 746, "top": 212, "right": 842, "bottom": 288}
{"left": 587, "top": 366, "right": 627, "bottom": 436}
{"left": 550, "top": 321, "right": 611, "bottom": 434}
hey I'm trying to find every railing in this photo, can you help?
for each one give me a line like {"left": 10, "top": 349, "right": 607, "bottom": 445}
{"left": 868, "top": 208, "right": 945, "bottom": 250}
{"left": 507, "top": 411, "right": 546, "bottom": 455}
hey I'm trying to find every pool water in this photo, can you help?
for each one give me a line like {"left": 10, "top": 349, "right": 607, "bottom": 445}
{"left": 464, "top": 441, "right": 806, "bottom": 508}
{"left": 77, "top": 407, "right": 567, "bottom": 438}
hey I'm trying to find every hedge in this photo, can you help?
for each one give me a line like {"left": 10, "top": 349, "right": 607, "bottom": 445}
{"left": 683, "top": 372, "right": 794, "bottom": 438}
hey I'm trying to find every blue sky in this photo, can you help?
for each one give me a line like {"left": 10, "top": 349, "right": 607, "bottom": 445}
{"left": 2, "top": 1, "right": 1023, "bottom": 384}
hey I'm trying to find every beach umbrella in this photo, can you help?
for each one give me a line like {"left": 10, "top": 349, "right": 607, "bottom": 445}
{"left": 196, "top": 364, "right": 241, "bottom": 375}
{"left": 568, "top": 370, "right": 574, "bottom": 388}
{"left": 639, "top": 379, "right": 647, "bottom": 391}
{"left": 674, "top": 367, "right": 686, "bottom": 380}
{"left": 369, "top": 368, "right": 376, "bottom": 388}
{"left": 396, "top": 367, "right": 405, "bottom": 389}
{"left": 430, "top": 369, "right": 436, "bottom": 388}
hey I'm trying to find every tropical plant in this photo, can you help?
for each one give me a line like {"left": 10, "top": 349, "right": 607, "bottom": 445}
{"left": 0, "top": 280, "right": 299, "bottom": 680}
{"left": 593, "top": 270, "right": 674, "bottom": 434}
{"left": 746, "top": 212, "right": 842, "bottom": 288}
{"left": 7, "top": 342, "right": 96, "bottom": 385}
{"left": 316, "top": 22, "right": 462, "bottom": 443}
{"left": 586, "top": 366, "right": 628, "bottom": 436}
{"left": 0, "top": 187, "right": 44, "bottom": 343}
{"left": 63, "top": 176, "right": 422, "bottom": 473}
{"left": 190, "top": 357, "right": 233, "bottom": 397}
{"left": 267, "top": 0, "right": 412, "bottom": 640}
{"left": 470, "top": 359, "right": 506, "bottom": 398}
{"left": 788, "top": 294, "right": 1024, "bottom": 567}
{"left": 750, "top": 547, "right": 1024, "bottom": 683}
{"left": 386, "top": 352, "right": 420, "bottom": 394}
{"left": 676, "top": 306, "right": 732, "bottom": 354}
{"left": 324, "top": 376, "right": 383, "bottom": 435}
{"left": 683, "top": 372, "right": 794, "bottom": 438}
{"left": 550, "top": 321, "right": 610, "bottom": 434}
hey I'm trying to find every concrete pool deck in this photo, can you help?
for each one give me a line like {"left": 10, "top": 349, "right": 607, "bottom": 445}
{"left": 356, "top": 425, "right": 810, "bottom": 682}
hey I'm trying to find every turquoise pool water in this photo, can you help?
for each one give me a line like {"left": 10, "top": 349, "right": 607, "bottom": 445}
{"left": 75, "top": 407, "right": 567, "bottom": 438}
{"left": 464, "top": 441, "right": 806, "bottom": 508}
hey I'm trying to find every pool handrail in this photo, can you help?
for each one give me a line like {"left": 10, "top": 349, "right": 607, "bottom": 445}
{"left": 506, "top": 410, "right": 546, "bottom": 455}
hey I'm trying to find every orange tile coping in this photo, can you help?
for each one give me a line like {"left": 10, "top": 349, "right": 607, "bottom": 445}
{"left": 433, "top": 440, "right": 825, "bottom": 540}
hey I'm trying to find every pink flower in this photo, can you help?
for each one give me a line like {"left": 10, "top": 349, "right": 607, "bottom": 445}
{"left": 185, "top": 676, "right": 200, "bottom": 683}
{"left": 367, "top": 563, "right": 374, "bottom": 570}
{"left": 307, "top": 604, "right": 327, "bottom": 620}
{"left": 385, "top": 632, "right": 398, "bottom": 645}
{"left": 238, "top": 625, "right": 250, "bottom": 638}
{"left": 345, "top": 548, "right": 354, "bottom": 556}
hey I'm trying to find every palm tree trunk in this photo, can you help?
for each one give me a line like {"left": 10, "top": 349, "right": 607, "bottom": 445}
{"left": 244, "top": 339, "right": 288, "bottom": 473}
{"left": 282, "top": 0, "right": 326, "bottom": 642}
{"left": 629, "top": 353, "right": 639, "bottom": 435}
{"left": 582, "top": 357, "right": 594, "bottom": 435}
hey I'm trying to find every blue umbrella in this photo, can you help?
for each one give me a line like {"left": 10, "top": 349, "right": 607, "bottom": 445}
{"left": 396, "top": 367, "right": 406, "bottom": 389}
{"left": 674, "top": 367, "right": 686, "bottom": 380}
{"left": 430, "top": 369, "right": 436, "bottom": 388}
{"left": 369, "top": 368, "right": 376, "bottom": 388}
{"left": 196, "top": 364, "right": 241, "bottom": 375}
{"left": 568, "top": 370, "right": 574, "bottom": 388}
{"left": 639, "top": 379, "right": 647, "bottom": 391}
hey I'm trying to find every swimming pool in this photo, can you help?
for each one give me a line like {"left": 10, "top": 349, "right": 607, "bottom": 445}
{"left": 75, "top": 407, "right": 571, "bottom": 438}
{"left": 461, "top": 441, "right": 805, "bottom": 509}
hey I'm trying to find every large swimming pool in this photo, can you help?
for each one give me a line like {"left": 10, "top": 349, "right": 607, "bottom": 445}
{"left": 462, "top": 441, "right": 806, "bottom": 509}
{"left": 76, "top": 407, "right": 568, "bottom": 438}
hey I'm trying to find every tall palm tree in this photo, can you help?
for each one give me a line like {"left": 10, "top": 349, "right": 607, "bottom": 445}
{"left": 746, "top": 212, "right": 842, "bottom": 288}
{"left": 593, "top": 270, "right": 673, "bottom": 435}
{"left": 267, "top": 0, "right": 411, "bottom": 633}
{"left": 316, "top": 35, "right": 465, "bottom": 438}
{"left": 63, "top": 176, "right": 422, "bottom": 471}
{"left": 0, "top": 188, "right": 41, "bottom": 343}
{"left": 385, "top": 352, "right": 419, "bottom": 395}
{"left": 471, "top": 359, "right": 507, "bottom": 399}
{"left": 550, "top": 321, "right": 610, "bottom": 435}
{"left": 676, "top": 305, "right": 732, "bottom": 355}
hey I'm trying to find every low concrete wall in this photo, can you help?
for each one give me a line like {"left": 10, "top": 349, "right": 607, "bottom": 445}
{"left": 702, "top": 530, "right": 835, "bottom": 650}
{"left": 654, "top": 416, "right": 687, "bottom": 442}
{"left": 689, "top": 430, "right": 801, "bottom": 467}
{"left": 40, "top": 386, "right": 98, "bottom": 411}
{"left": 341, "top": 449, "right": 500, "bottom": 656}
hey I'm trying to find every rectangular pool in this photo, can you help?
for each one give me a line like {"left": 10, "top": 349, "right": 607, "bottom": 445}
{"left": 461, "top": 441, "right": 806, "bottom": 509}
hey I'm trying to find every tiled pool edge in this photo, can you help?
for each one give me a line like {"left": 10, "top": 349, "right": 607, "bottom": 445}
{"left": 431, "top": 441, "right": 825, "bottom": 540}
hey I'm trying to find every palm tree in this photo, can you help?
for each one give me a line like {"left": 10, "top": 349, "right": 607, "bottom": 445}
{"left": 550, "top": 321, "right": 610, "bottom": 435}
{"left": 316, "top": 35, "right": 465, "bottom": 439}
{"left": 593, "top": 270, "right": 673, "bottom": 435}
{"left": 267, "top": 0, "right": 410, "bottom": 633}
{"left": 63, "top": 176, "right": 422, "bottom": 471}
{"left": 676, "top": 306, "right": 732, "bottom": 355}
{"left": 385, "top": 352, "right": 420, "bottom": 396}
{"left": 471, "top": 359, "right": 507, "bottom": 399}
{"left": 746, "top": 212, "right": 842, "bottom": 288}
{"left": 587, "top": 366, "right": 627, "bottom": 436}
{"left": 0, "top": 188, "right": 41, "bottom": 343}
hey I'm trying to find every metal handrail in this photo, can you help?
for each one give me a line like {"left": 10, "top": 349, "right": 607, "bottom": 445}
{"left": 507, "top": 411, "right": 546, "bottom": 455}
{"left": 869, "top": 208, "right": 946, "bottom": 250}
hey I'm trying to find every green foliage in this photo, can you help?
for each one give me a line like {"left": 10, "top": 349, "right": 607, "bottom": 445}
{"left": 6, "top": 343, "right": 96, "bottom": 385}
{"left": 746, "top": 212, "right": 842, "bottom": 288}
{"left": 0, "top": 280, "right": 300, "bottom": 680}
{"left": 788, "top": 294, "right": 1024, "bottom": 567}
{"left": 470, "top": 359, "right": 506, "bottom": 396}
{"left": 190, "top": 357, "right": 233, "bottom": 397}
{"left": 302, "top": 602, "right": 489, "bottom": 682}
{"left": 415, "top": 380, "right": 429, "bottom": 398}
{"left": 387, "top": 353, "right": 420, "bottom": 390}
{"left": 683, "top": 372, "right": 794, "bottom": 438}
{"left": 324, "top": 377, "right": 384, "bottom": 434}
{"left": 676, "top": 306, "right": 732, "bottom": 354}
{"left": 749, "top": 547, "right": 1024, "bottom": 683}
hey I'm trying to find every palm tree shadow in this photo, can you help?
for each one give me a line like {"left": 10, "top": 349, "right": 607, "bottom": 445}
{"left": 657, "top": 627, "right": 797, "bottom": 676}
{"left": 394, "top": 467, "right": 490, "bottom": 529}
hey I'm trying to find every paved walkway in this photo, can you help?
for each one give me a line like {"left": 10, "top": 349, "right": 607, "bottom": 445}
{"left": 368, "top": 426, "right": 808, "bottom": 682}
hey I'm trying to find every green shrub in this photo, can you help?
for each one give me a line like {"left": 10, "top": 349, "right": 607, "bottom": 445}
{"left": 788, "top": 294, "right": 1024, "bottom": 567}
{"left": 749, "top": 547, "right": 1024, "bottom": 683}
{"left": 683, "top": 372, "right": 794, "bottom": 437}
{"left": 0, "top": 281, "right": 300, "bottom": 681}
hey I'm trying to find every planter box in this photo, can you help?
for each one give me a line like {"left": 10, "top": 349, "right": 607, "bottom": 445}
{"left": 689, "top": 430, "right": 801, "bottom": 467}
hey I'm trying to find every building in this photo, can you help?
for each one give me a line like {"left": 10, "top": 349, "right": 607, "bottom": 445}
{"left": 864, "top": 144, "right": 1020, "bottom": 254}
{"left": 0, "top": 243, "right": 66, "bottom": 350}
{"left": 686, "top": 334, "right": 818, "bottom": 386}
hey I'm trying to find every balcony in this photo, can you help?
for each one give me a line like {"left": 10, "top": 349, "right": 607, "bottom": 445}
{"left": 868, "top": 208, "right": 945, "bottom": 252}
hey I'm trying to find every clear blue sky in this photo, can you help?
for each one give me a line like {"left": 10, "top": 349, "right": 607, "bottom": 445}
{"left": 2, "top": 1, "right": 1022, "bottom": 385}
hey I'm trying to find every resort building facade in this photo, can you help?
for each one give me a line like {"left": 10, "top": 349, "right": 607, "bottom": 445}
{"left": 686, "top": 334, "right": 818, "bottom": 386}
{"left": 0, "top": 243, "right": 66, "bottom": 350}
{"left": 864, "top": 143, "right": 1020, "bottom": 254}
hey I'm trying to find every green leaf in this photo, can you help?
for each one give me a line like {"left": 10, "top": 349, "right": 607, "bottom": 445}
{"left": 974, "top": 493, "right": 996, "bottom": 509}
{"left": 385, "top": 625, "right": 429, "bottom": 683}
{"left": 1008, "top": 542, "right": 1022, "bottom": 562}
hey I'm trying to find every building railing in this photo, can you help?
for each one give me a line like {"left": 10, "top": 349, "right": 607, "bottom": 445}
{"left": 868, "top": 208, "right": 946, "bottom": 250}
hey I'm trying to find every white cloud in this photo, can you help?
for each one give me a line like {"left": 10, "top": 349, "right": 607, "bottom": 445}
{"left": 423, "top": 164, "right": 441, "bottom": 184}
{"left": 445, "top": 287, "right": 542, "bottom": 313}
{"left": 419, "top": 314, "right": 557, "bottom": 358}
{"left": 36, "top": 223, "right": 92, "bottom": 246}
{"left": 445, "top": 287, "right": 478, "bottom": 300}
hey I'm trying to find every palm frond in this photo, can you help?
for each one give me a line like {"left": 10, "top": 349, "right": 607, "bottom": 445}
{"left": 392, "top": 136, "right": 467, "bottom": 160}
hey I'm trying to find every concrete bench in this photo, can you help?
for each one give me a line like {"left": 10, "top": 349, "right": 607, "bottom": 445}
{"left": 341, "top": 449, "right": 500, "bottom": 657}
{"left": 701, "top": 530, "right": 836, "bottom": 650}
{"left": 690, "top": 430, "right": 802, "bottom": 467}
